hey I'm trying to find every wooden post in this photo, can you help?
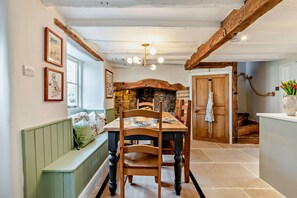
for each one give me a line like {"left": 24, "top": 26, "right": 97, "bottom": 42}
{"left": 232, "top": 63, "right": 238, "bottom": 143}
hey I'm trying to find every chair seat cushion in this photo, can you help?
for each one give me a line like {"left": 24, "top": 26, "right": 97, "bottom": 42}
{"left": 124, "top": 153, "right": 159, "bottom": 168}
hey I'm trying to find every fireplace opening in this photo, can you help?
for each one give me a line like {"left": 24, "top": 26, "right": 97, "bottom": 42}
{"left": 113, "top": 79, "right": 189, "bottom": 118}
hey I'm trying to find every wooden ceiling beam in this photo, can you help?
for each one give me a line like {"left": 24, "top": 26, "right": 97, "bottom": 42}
{"left": 68, "top": 19, "right": 220, "bottom": 28}
{"left": 43, "top": 0, "right": 244, "bottom": 8}
{"left": 191, "top": 62, "right": 236, "bottom": 69}
{"left": 184, "top": 0, "right": 283, "bottom": 70}
{"left": 54, "top": 18, "right": 104, "bottom": 61}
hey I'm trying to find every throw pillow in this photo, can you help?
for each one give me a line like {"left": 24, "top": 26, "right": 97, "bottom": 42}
{"left": 71, "top": 112, "right": 90, "bottom": 124}
{"left": 73, "top": 119, "right": 95, "bottom": 149}
{"left": 88, "top": 111, "right": 106, "bottom": 134}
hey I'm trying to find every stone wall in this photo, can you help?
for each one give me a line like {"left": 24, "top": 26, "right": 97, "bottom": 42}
{"left": 114, "top": 88, "right": 176, "bottom": 117}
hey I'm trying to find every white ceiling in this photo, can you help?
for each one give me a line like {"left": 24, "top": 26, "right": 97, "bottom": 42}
{"left": 45, "top": 0, "right": 297, "bottom": 68}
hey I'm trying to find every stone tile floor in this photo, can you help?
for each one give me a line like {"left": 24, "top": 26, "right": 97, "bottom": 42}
{"left": 191, "top": 140, "right": 284, "bottom": 198}
{"left": 91, "top": 140, "right": 285, "bottom": 198}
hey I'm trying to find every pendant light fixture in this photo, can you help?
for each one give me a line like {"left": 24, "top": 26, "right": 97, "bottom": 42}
{"left": 127, "top": 43, "right": 164, "bottom": 70}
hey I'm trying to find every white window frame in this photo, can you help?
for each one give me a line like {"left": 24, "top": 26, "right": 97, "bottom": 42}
{"left": 67, "top": 55, "right": 82, "bottom": 109}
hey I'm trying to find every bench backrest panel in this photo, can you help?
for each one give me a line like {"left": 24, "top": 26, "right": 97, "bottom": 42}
{"left": 22, "top": 118, "right": 73, "bottom": 198}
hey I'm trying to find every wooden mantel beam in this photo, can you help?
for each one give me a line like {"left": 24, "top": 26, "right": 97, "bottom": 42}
{"left": 184, "top": 0, "right": 283, "bottom": 70}
{"left": 113, "top": 78, "right": 186, "bottom": 92}
{"left": 54, "top": 18, "right": 104, "bottom": 61}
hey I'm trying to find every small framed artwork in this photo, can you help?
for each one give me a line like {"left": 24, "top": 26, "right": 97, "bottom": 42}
{"left": 105, "top": 69, "right": 113, "bottom": 98}
{"left": 44, "top": 67, "right": 64, "bottom": 101}
{"left": 44, "top": 27, "right": 63, "bottom": 67}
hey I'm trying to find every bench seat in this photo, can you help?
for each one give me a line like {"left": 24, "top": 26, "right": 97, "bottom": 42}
{"left": 42, "top": 133, "right": 108, "bottom": 198}
{"left": 43, "top": 132, "right": 107, "bottom": 173}
{"left": 21, "top": 118, "right": 109, "bottom": 198}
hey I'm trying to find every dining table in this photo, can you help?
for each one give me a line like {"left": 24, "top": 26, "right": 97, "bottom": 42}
{"left": 103, "top": 111, "right": 188, "bottom": 196}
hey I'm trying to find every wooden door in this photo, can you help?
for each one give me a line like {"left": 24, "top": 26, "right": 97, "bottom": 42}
{"left": 192, "top": 74, "right": 229, "bottom": 143}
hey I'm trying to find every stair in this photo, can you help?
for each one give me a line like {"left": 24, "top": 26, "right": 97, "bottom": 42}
{"left": 237, "top": 113, "right": 259, "bottom": 144}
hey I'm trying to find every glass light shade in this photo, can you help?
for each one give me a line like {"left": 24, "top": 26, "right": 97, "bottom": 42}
{"left": 127, "top": 57, "right": 133, "bottom": 64}
{"left": 158, "top": 57, "right": 164, "bottom": 64}
{"left": 149, "top": 47, "right": 156, "bottom": 55}
{"left": 133, "top": 56, "right": 140, "bottom": 63}
{"left": 150, "top": 64, "right": 157, "bottom": 71}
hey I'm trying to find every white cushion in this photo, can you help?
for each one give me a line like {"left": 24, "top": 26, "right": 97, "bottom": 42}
{"left": 89, "top": 111, "right": 106, "bottom": 135}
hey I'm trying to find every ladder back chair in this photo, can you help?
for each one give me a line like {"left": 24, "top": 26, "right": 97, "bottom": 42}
{"left": 137, "top": 99, "right": 155, "bottom": 110}
{"left": 119, "top": 102, "right": 163, "bottom": 198}
{"left": 175, "top": 99, "right": 184, "bottom": 121}
{"left": 162, "top": 99, "right": 192, "bottom": 183}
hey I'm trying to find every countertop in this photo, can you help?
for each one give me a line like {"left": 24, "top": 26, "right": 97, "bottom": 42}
{"left": 257, "top": 113, "right": 297, "bottom": 123}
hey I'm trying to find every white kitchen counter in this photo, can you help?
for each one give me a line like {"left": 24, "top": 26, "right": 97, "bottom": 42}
{"left": 257, "top": 113, "right": 297, "bottom": 123}
{"left": 257, "top": 113, "right": 297, "bottom": 198}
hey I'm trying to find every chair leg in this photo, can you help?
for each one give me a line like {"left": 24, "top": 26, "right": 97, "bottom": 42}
{"left": 184, "top": 154, "right": 190, "bottom": 183}
{"left": 120, "top": 171, "right": 125, "bottom": 198}
{"left": 128, "top": 175, "right": 133, "bottom": 184}
{"left": 154, "top": 176, "right": 158, "bottom": 183}
{"left": 158, "top": 173, "right": 161, "bottom": 198}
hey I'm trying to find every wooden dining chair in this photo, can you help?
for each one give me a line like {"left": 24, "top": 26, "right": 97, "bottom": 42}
{"left": 175, "top": 99, "right": 184, "bottom": 120}
{"left": 137, "top": 99, "right": 154, "bottom": 110}
{"left": 119, "top": 102, "right": 163, "bottom": 198}
{"left": 162, "top": 100, "right": 192, "bottom": 183}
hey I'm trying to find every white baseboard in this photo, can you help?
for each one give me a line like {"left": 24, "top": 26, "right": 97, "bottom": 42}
{"left": 78, "top": 157, "right": 109, "bottom": 198}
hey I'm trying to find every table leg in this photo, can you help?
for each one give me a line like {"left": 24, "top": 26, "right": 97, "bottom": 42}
{"left": 108, "top": 132, "right": 118, "bottom": 196}
{"left": 174, "top": 133, "right": 183, "bottom": 196}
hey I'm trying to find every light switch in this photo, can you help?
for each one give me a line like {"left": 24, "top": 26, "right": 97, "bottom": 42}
{"left": 23, "top": 65, "right": 34, "bottom": 77}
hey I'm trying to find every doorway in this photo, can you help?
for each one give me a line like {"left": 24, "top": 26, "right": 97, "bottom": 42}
{"left": 192, "top": 74, "right": 230, "bottom": 143}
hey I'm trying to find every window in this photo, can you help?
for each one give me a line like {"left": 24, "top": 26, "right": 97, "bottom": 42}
{"left": 67, "top": 57, "right": 81, "bottom": 107}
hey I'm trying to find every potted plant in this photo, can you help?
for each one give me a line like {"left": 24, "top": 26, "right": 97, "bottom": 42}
{"left": 280, "top": 80, "right": 297, "bottom": 116}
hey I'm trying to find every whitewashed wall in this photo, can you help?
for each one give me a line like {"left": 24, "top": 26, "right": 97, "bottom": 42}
{"left": 0, "top": 0, "right": 12, "bottom": 197}
{"left": 245, "top": 57, "right": 297, "bottom": 121}
{"left": 113, "top": 65, "right": 189, "bottom": 86}
{"left": 4, "top": 0, "right": 68, "bottom": 197}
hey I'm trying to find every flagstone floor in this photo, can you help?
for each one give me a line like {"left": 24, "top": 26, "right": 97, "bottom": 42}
{"left": 190, "top": 140, "right": 284, "bottom": 198}
{"left": 91, "top": 140, "right": 285, "bottom": 198}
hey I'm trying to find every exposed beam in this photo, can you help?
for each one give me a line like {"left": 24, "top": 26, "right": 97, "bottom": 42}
{"left": 54, "top": 18, "right": 104, "bottom": 61}
{"left": 42, "top": 0, "right": 244, "bottom": 8}
{"left": 68, "top": 19, "right": 220, "bottom": 28}
{"left": 190, "top": 62, "right": 235, "bottom": 69}
{"left": 184, "top": 0, "right": 283, "bottom": 70}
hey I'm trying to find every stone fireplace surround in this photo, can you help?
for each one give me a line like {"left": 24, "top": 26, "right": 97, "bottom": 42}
{"left": 113, "top": 79, "right": 188, "bottom": 118}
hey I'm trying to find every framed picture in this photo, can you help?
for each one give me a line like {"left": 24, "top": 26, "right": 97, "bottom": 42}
{"left": 105, "top": 69, "right": 113, "bottom": 98}
{"left": 45, "top": 27, "right": 63, "bottom": 67}
{"left": 44, "top": 67, "right": 64, "bottom": 101}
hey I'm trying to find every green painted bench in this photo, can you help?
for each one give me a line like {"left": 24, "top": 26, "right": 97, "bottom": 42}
{"left": 22, "top": 118, "right": 108, "bottom": 198}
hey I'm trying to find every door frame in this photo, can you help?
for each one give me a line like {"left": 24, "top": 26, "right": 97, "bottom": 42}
{"left": 189, "top": 67, "right": 233, "bottom": 144}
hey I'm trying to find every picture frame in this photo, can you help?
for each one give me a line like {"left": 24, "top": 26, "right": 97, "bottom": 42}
{"left": 45, "top": 27, "right": 63, "bottom": 67}
{"left": 105, "top": 69, "right": 114, "bottom": 98}
{"left": 44, "top": 67, "right": 64, "bottom": 101}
